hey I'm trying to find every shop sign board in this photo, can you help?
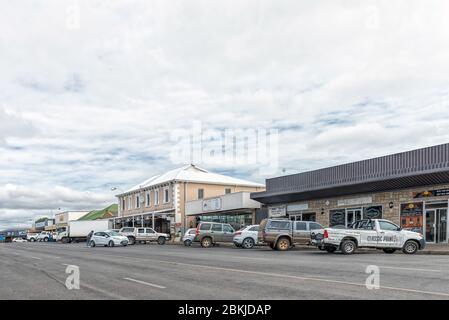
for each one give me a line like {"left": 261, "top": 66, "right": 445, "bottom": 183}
{"left": 202, "top": 198, "right": 222, "bottom": 212}
{"left": 287, "top": 203, "right": 309, "bottom": 212}
{"left": 337, "top": 197, "right": 373, "bottom": 207}
{"left": 413, "top": 188, "right": 449, "bottom": 198}
{"left": 268, "top": 205, "right": 287, "bottom": 217}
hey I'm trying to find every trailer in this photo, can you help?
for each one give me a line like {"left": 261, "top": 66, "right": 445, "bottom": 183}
{"left": 57, "top": 220, "right": 111, "bottom": 243}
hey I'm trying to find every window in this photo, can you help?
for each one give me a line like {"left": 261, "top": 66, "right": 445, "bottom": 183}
{"left": 122, "top": 199, "right": 126, "bottom": 210}
{"left": 199, "top": 223, "right": 211, "bottom": 231}
{"left": 295, "top": 222, "right": 307, "bottom": 231}
{"left": 364, "top": 206, "right": 383, "bottom": 219}
{"left": 379, "top": 221, "right": 400, "bottom": 231}
{"left": 121, "top": 228, "right": 134, "bottom": 233}
{"left": 268, "top": 220, "right": 290, "bottom": 230}
{"left": 188, "top": 229, "right": 196, "bottom": 235}
{"left": 198, "top": 189, "right": 204, "bottom": 199}
{"left": 154, "top": 190, "right": 159, "bottom": 205}
{"left": 127, "top": 196, "right": 132, "bottom": 210}
{"left": 164, "top": 188, "right": 170, "bottom": 203}
{"left": 309, "top": 223, "right": 323, "bottom": 230}
{"left": 138, "top": 228, "right": 145, "bottom": 234}
{"left": 329, "top": 209, "right": 345, "bottom": 227}
{"left": 249, "top": 226, "right": 259, "bottom": 232}
{"left": 146, "top": 192, "right": 151, "bottom": 207}
{"left": 223, "top": 225, "right": 234, "bottom": 233}
{"left": 211, "top": 224, "right": 223, "bottom": 232}
{"left": 136, "top": 195, "right": 140, "bottom": 208}
{"left": 145, "top": 228, "right": 155, "bottom": 234}
{"left": 225, "top": 188, "right": 232, "bottom": 194}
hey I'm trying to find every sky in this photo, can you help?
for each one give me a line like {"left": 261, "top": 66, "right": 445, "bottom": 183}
{"left": 1, "top": 0, "right": 449, "bottom": 229}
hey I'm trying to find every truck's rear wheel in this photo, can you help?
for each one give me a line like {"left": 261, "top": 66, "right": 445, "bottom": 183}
{"left": 276, "top": 237, "right": 291, "bottom": 251}
{"left": 341, "top": 240, "right": 357, "bottom": 254}
{"left": 402, "top": 240, "right": 418, "bottom": 254}
{"left": 201, "top": 237, "right": 213, "bottom": 248}
{"left": 383, "top": 248, "right": 396, "bottom": 254}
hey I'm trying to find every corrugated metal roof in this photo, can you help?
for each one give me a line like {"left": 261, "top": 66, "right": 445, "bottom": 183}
{"left": 251, "top": 143, "right": 449, "bottom": 204}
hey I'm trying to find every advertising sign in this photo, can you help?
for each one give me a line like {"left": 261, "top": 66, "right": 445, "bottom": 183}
{"left": 268, "top": 205, "right": 287, "bottom": 217}
{"left": 413, "top": 189, "right": 449, "bottom": 198}
{"left": 202, "top": 198, "right": 222, "bottom": 212}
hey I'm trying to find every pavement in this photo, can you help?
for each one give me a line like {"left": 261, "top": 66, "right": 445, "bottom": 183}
{"left": 1, "top": 242, "right": 449, "bottom": 300}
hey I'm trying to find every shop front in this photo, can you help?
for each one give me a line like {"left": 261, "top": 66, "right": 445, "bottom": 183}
{"left": 251, "top": 143, "right": 449, "bottom": 245}
{"left": 185, "top": 192, "right": 263, "bottom": 231}
{"left": 111, "top": 209, "right": 174, "bottom": 234}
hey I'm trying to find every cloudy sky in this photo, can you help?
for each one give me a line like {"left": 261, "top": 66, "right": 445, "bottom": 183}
{"left": 1, "top": 0, "right": 449, "bottom": 229}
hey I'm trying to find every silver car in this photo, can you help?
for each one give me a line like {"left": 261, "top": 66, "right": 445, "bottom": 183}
{"left": 89, "top": 231, "right": 129, "bottom": 247}
{"left": 182, "top": 228, "right": 197, "bottom": 246}
{"left": 233, "top": 225, "right": 260, "bottom": 249}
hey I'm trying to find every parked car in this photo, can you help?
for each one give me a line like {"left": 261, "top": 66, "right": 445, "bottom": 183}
{"left": 26, "top": 233, "right": 39, "bottom": 242}
{"left": 12, "top": 238, "right": 27, "bottom": 243}
{"left": 182, "top": 228, "right": 197, "bottom": 246}
{"left": 119, "top": 227, "right": 169, "bottom": 245}
{"left": 318, "top": 219, "right": 425, "bottom": 255}
{"left": 258, "top": 219, "right": 324, "bottom": 251}
{"left": 57, "top": 220, "right": 111, "bottom": 243}
{"left": 233, "top": 225, "right": 260, "bottom": 249}
{"left": 194, "top": 222, "right": 235, "bottom": 248}
{"left": 89, "top": 231, "right": 129, "bottom": 247}
{"left": 36, "top": 231, "right": 53, "bottom": 242}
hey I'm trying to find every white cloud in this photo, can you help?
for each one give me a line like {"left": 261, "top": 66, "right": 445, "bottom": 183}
{"left": 1, "top": 1, "right": 449, "bottom": 226}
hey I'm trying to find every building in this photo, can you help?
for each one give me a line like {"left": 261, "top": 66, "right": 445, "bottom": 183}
{"left": 34, "top": 217, "right": 55, "bottom": 232}
{"left": 54, "top": 211, "right": 89, "bottom": 231}
{"left": 251, "top": 143, "right": 449, "bottom": 245}
{"left": 78, "top": 204, "right": 118, "bottom": 221}
{"left": 185, "top": 191, "right": 266, "bottom": 230}
{"left": 114, "top": 164, "right": 265, "bottom": 235}
{"left": 0, "top": 229, "right": 28, "bottom": 242}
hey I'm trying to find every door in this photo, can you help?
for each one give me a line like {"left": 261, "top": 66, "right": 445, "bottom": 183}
{"left": 425, "top": 210, "right": 436, "bottom": 243}
{"left": 346, "top": 208, "right": 363, "bottom": 227}
{"left": 93, "top": 232, "right": 106, "bottom": 245}
{"left": 222, "top": 225, "right": 235, "bottom": 242}
{"left": 211, "top": 224, "right": 223, "bottom": 242}
{"left": 436, "top": 209, "right": 447, "bottom": 243}
{"left": 354, "top": 220, "right": 379, "bottom": 247}
{"left": 293, "top": 221, "right": 310, "bottom": 245}
{"left": 145, "top": 228, "right": 157, "bottom": 241}
{"left": 377, "top": 220, "right": 402, "bottom": 248}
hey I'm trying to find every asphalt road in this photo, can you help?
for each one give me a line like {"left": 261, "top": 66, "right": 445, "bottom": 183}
{"left": 1, "top": 242, "right": 449, "bottom": 300}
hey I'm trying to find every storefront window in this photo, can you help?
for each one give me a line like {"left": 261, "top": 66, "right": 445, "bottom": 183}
{"left": 197, "top": 213, "right": 252, "bottom": 230}
{"left": 364, "top": 206, "right": 382, "bottom": 219}
{"left": 330, "top": 209, "right": 346, "bottom": 226}
{"left": 400, "top": 202, "right": 423, "bottom": 233}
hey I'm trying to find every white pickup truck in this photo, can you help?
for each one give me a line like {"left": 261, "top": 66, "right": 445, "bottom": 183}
{"left": 119, "top": 227, "right": 170, "bottom": 245}
{"left": 316, "top": 219, "right": 425, "bottom": 255}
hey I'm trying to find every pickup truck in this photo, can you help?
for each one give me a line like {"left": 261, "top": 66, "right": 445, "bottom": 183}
{"left": 26, "top": 233, "right": 39, "bottom": 242}
{"left": 119, "top": 227, "right": 170, "bottom": 245}
{"left": 315, "top": 219, "right": 425, "bottom": 255}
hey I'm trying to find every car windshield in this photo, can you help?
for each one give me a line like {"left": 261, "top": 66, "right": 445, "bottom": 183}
{"left": 106, "top": 231, "right": 121, "bottom": 237}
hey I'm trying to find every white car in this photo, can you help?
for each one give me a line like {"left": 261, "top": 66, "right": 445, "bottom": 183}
{"left": 27, "top": 233, "right": 39, "bottom": 242}
{"left": 182, "top": 228, "right": 197, "bottom": 246}
{"left": 36, "top": 231, "right": 53, "bottom": 242}
{"left": 89, "top": 231, "right": 129, "bottom": 247}
{"left": 233, "top": 225, "right": 259, "bottom": 249}
{"left": 12, "top": 238, "right": 27, "bottom": 243}
{"left": 320, "top": 219, "right": 425, "bottom": 255}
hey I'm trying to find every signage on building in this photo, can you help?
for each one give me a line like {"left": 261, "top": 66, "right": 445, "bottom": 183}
{"left": 337, "top": 197, "right": 373, "bottom": 207}
{"left": 268, "top": 205, "right": 287, "bottom": 217}
{"left": 35, "top": 221, "right": 46, "bottom": 228}
{"left": 413, "top": 188, "right": 449, "bottom": 199}
{"left": 287, "top": 203, "right": 309, "bottom": 212}
{"left": 202, "top": 198, "right": 222, "bottom": 212}
{"left": 0, "top": 235, "right": 5, "bottom": 241}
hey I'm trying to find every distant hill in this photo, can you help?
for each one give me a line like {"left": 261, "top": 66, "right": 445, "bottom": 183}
{"left": 78, "top": 204, "right": 118, "bottom": 221}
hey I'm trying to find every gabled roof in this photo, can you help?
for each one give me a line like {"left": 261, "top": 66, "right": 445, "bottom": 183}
{"left": 121, "top": 164, "right": 264, "bottom": 195}
{"left": 78, "top": 204, "right": 118, "bottom": 221}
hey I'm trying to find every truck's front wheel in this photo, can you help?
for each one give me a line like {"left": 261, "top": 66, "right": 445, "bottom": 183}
{"left": 402, "top": 240, "right": 419, "bottom": 254}
{"left": 341, "top": 240, "right": 357, "bottom": 255}
{"left": 276, "top": 237, "right": 291, "bottom": 251}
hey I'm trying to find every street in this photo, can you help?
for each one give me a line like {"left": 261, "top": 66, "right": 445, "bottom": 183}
{"left": 1, "top": 242, "right": 449, "bottom": 300}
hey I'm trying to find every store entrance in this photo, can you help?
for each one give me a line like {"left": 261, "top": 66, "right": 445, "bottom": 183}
{"left": 425, "top": 207, "right": 448, "bottom": 243}
{"left": 289, "top": 212, "right": 316, "bottom": 222}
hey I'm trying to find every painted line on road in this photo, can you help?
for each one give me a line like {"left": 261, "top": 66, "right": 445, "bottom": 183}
{"left": 30, "top": 256, "right": 42, "bottom": 260}
{"left": 123, "top": 277, "right": 166, "bottom": 289}
{"left": 380, "top": 266, "right": 442, "bottom": 273}
{"left": 152, "top": 259, "right": 449, "bottom": 298}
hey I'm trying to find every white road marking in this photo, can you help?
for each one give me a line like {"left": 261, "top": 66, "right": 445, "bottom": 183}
{"left": 123, "top": 277, "right": 166, "bottom": 289}
{"left": 380, "top": 266, "right": 442, "bottom": 273}
{"left": 30, "top": 256, "right": 42, "bottom": 260}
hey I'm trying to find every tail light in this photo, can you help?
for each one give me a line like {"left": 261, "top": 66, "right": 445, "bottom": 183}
{"left": 324, "top": 230, "right": 329, "bottom": 239}
{"left": 234, "top": 231, "right": 242, "bottom": 236}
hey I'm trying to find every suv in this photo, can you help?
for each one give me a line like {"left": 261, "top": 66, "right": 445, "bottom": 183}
{"left": 36, "top": 231, "right": 53, "bottom": 242}
{"left": 195, "top": 222, "right": 235, "bottom": 248}
{"left": 119, "top": 227, "right": 170, "bottom": 245}
{"left": 258, "top": 219, "right": 324, "bottom": 251}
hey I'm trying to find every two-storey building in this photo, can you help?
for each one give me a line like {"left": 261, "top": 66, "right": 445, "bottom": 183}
{"left": 114, "top": 164, "right": 265, "bottom": 235}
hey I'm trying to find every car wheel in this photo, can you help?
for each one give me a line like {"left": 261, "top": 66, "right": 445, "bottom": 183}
{"left": 276, "top": 237, "right": 291, "bottom": 251}
{"left": 201, "top": 237, "right": 213, "bottom": 248}
{"left": 30, "top": 238, "right": 36, "bottom": 242}
{"left": 184, "top": 240, "right": 192, "bottom": 246}
{"left": 127, "top": 237, "right": 136, "bottom": 245}
{"left": 108, "top": 240, "right": 114, "bottom": 247}
{"left": 90, "top": 241, "right": 96, "bottom": 248}
{"left": 383, "top": 248, "right": 396, "bottom": 254}
{"left": 157, "top": 237, "right": 166, "bottom": 245}
{"left": 402, "top": 240, "right": 418, "bottom": 254}
{"left": 341, "top": 240, "right": 357, "bottom": 255}
{"left": 242, "top": 237, "right": 255, "bottom": 249}
{"left": 43, "top": 237, "right": 48, "bottom": 242}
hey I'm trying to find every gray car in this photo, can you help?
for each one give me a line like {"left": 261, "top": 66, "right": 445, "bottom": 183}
{"left": 194, "top": 222, "right": 235, "bottom": 248}
{"left": 182, "top": 228, "right": 197, "bottom": 246}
